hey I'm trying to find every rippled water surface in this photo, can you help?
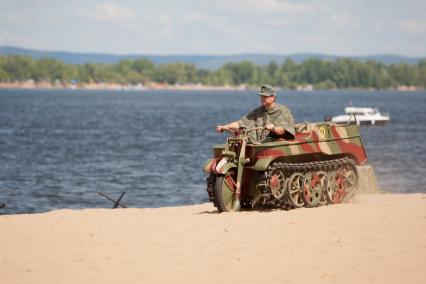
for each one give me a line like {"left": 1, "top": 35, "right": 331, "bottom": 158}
{"left": 1, "top": 89, "right": 425, "bottom": 214}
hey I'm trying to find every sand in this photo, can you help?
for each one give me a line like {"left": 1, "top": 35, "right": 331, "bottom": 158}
{"left": 1, "top": 193, "right": 425, "bottom": 284}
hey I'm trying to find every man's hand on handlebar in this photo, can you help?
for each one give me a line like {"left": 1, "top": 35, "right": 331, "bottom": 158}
{"left": 216, "top": 125, "right": 227, "bottom": 133}
{"left": 265, "top": 123, "right": 275, "bottom": 131}
{"left": 265, "top": 123, "right": 285, "bottom": 135}
{"left": 216, "top": 121, "right": 241, "bottom": 133}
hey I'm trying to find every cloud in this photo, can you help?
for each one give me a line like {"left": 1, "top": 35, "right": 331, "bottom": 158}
{"left": 253, "top": 0, "right": 315, "bottom": 14}
{"left": 400, "top": 20, "right": 426, "bottom": 34}
{"left": 216, "top": 0, "right": 316, "bottom": 15}
{"left": 0, "top": 0, "right": 56, "bottom": 4}
{"left": 93, "top": 2, "right": 137, "bottom": 21}
{"left": 155, "top": 13, "right": 173, "bottom": 38}
{"left": 1, "top": 0, "right": 425, "bottom": 56}
{"left": 0, "top": 30, "right": 44, "bottom": 49}
{"left": 180, "top": 11, "right": 229, "bottom": 35}
{"left": 158, "top": 13, "right": 172, "bottom": 28}
{"left": 330, "top": 14, "right": 350, "bottom": 26}
{"left": 182, "top": 11, "right": 226, "bottom": 26}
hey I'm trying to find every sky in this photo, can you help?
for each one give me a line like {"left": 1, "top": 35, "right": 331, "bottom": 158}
{"left": 0, "top": 0, "right": 425, "bottom": 56}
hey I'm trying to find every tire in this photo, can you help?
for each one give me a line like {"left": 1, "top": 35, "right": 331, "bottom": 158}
{"left": 214, "top": 171, "right": 241, "bottom": 212}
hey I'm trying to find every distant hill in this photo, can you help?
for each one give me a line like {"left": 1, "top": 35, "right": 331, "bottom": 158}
{"left": 1, "top": 46, "right": 424, "bottom": 70}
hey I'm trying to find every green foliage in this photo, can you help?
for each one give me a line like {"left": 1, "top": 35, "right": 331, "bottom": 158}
{"left": 418, "top": 60, "right": 426, "bottom": 88}
{"left": 0, "top": 54, "right": 425, "bottom": 89}
{"left": 315, "top": 80, "right": 337, "bottom": 90}
{"left": 154, "top": 62, "right": 198, "bottom": 84}
{"left": 223, "top": 61, "right": 258, "bottom": 85}
{"left": 0, "top": 55, "right": 35, "bottom": 81}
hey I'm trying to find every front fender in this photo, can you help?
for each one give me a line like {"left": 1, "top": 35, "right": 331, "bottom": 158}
{"left": 215, "top": 160, "right": 237, "bottom": 175}
{"left": 204, "top": 158, "right": 237, "bottom": 175}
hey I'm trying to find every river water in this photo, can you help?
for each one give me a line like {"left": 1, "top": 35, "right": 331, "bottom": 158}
{"left": 0, "top": 89, "right": 425, "bottom": 214}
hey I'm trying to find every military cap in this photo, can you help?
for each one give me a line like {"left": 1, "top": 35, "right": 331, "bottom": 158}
{"left": 258, "top": 85, "right": 277, "bottom": 96}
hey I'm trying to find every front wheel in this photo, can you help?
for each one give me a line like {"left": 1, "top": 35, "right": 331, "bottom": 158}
{"left": 214, "top": 171, "right": 241, "bottom": 212}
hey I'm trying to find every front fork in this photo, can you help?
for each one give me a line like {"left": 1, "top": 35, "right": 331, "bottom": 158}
{"left": 233, "top": 138, "right": 248, "bottom": 211}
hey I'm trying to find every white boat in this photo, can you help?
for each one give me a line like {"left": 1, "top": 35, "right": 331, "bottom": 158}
{"left": 331, "top": 107, "right": 390, "bottom": 126}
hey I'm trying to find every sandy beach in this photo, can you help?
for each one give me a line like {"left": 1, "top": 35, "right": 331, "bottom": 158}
{"left": 1, "top": 193, "right": 425, "bottom": 284}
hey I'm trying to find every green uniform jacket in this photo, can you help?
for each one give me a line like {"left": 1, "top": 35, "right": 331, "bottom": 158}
{"left": 238, "top": 103, "right": 295, "bottom": 141}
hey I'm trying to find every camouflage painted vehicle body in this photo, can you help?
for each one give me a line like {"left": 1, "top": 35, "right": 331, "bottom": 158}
{"left": 204, "top": 122, "right": 367, "bottom": 212}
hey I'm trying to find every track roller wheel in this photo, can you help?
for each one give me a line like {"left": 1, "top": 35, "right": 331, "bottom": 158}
{"left": 268, "top": 169, "right": 287, "bottom": 200}
{"left": 303, "top": 171, "right": 326, "bottom": 207}
{"left": 287, "top": 172, "right": 305, "bottom": 208}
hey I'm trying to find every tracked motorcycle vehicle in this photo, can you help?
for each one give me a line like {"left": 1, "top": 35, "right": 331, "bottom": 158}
{"left": 204, "top": 122, "right": 367, "bottom": 212}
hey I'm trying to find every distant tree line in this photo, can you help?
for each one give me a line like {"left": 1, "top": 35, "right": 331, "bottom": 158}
{"left": 0, "top": 54, "right": 425, "bottom": 89}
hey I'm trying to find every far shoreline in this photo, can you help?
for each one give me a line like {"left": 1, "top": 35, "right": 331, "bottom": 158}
{"left": 0, "top": 81, "right": 423, "bottom": 92}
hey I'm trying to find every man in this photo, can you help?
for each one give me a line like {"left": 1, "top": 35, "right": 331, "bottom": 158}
{"left": 216, "top": 85, "right": 295, "bottom": 142}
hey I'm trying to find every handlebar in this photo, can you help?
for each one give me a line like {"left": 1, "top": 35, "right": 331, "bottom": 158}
{"left": 244, "top": 127, "right": 266, "bottom": 134}
{"left": 220, "top": 127, "right": 266, "bottom": 137}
